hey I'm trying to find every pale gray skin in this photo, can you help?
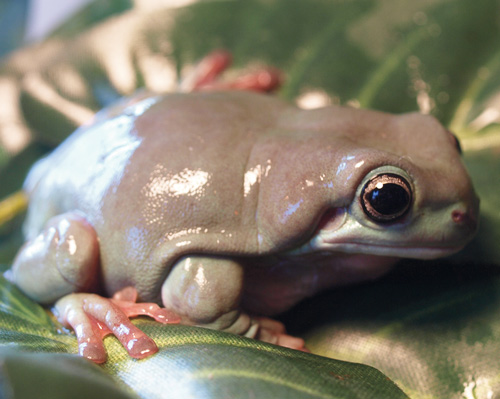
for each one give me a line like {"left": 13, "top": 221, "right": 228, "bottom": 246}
{"left": 10, "top": 91, "right": 479, "bottom": 361}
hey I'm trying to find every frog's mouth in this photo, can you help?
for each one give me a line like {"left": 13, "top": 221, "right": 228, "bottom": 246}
{"left": 311, "top": 240, "right": 466, "bottom": 260}
{"left": 293, "top": 206, "right": 476, "bottom": 260}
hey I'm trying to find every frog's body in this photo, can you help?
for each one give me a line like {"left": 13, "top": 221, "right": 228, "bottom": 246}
{"left": 10, "top": 89, "right": 479, "bottom": 363}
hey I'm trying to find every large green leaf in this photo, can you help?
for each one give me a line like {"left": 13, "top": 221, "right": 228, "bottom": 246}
{"left": 1, "top": 1, "right": 500, "bottom": 398}
{"left": 0, "top": 275, "right": 408, "bottom": 398}
{"left": 102, "top": 325, "right": 409, "bottom": 399}
{"left": 0, "top": 351, "right": 136, "bottom": 399}
{"left": 277, "top": 259, "right": 500, "bottom": 399}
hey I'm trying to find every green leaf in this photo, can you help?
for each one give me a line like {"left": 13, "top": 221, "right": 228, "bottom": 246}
{"left": 0, "top": 275, "right": 75, "bottom": 353}
{"left": 103, "top": 323, "right": 409, "bottom": 399}
{"left": 0, "top": 274, "right": 52, "bottom": 326}
{"left": 49, "top": 0, "right": 133, "bottom": 39}
{"left": 459, "top": 148, "right": 500, "bottom": 263}
{"left": 0, "top": 350, "right": 136, "bottom": 399}
{"left": 291, "top": 260, "right": 500, "bottom": 399}
{"left": 1, "top": 0, "right": 500, "bottom": 398}
{"left": 0, "top": 276, "right": 408, "bottom": 398}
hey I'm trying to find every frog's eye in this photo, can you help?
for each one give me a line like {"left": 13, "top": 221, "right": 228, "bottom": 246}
{"left": 361, "top": 173, "right": 412, "bottom": 223}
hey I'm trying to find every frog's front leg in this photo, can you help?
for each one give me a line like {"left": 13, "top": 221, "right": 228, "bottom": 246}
{"left": 7, "top": 212, "right": 179, "bottom": 363}
{"left": 161, "top": 256, "right": 306, "bottom": 350}
{"left": 54, "top": 287, "right": 178, "bottom": 363}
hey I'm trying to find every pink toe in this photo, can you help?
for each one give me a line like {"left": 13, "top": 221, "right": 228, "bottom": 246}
{"left": 277, "top": 335, "right": 308, "bottom": 352}
{"left": 127, "top": 335, "right": 159, "bottom": 359}
{"left": 80, "top": 341, "right": 107, "bottom": 364}
{"left": 150, "top": 308, "right": 181, "bottom": 324}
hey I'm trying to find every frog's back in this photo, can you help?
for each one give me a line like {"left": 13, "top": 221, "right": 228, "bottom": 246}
{"left": 98, "top": 92, "right": 290, "bottom": 259}
{"left": 23, "top": 92, "right": 295, "bottom": 295}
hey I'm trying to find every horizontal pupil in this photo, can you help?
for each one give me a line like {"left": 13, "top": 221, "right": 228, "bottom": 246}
{"left": 369, "top": 183, "right": 409, "bottom": 215}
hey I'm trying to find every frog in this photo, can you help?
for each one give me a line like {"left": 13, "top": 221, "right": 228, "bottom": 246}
{"left": 6, "top": 51, "right": 479, "bottom": 364}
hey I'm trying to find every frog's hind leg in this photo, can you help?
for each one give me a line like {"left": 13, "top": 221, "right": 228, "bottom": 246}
{"left": 161, "top": 255, "right": 306, "bottom": 351}
{"left": 182, "top": 50, "right": 282, "bottom": 93}
{"left": 7, "top": 211, "right": 100, "bottom": 304}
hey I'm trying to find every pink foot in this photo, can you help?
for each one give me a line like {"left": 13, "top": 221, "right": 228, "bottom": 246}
{"left": 253, "top": 316, "right": 309, "bottom": 352}
{"left": 189, "top": 49, "right": 233, "bottom": 90}
{"left": 185, "top": 49, "right": 282, "bottom": 93}
{"left": 54, "top": 287, "right": 180, "bottom": 363}
{"left": 200, "top": 68, "right": 282, "bottom": 92}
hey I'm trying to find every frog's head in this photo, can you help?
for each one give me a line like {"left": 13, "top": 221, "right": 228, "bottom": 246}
{"left": 304, "top": 109, "right": 479, "bottom": 260}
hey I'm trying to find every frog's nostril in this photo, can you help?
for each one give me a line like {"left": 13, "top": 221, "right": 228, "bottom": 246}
{"left": 451, "top": 210, "right": 465, "bottom": 224}
{"left": 451, "top": 208, "right": 477, "bottom": 229}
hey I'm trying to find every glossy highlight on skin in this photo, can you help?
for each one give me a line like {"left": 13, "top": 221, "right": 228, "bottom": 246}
{"left": 144, "top": 166, "right": 211, "bottom": 199}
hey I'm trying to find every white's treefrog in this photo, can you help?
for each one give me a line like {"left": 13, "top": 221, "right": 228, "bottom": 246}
{"left": 7, "top": 51, "right": 479, "bottom": 363}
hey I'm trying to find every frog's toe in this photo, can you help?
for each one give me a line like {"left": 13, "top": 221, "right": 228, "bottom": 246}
{"left": 249, "top": 316, "right": 308, "bottom": 351}
{"left": 111, "top": 287, "right": 181, "bottom": 324}
{"left": 80, "top": 340, "right": 108, "bottom": 364}
{"left": 257, "top": 327, "right": 308, "bottom": 351}
{"left": 275, "top": 334, "right": 309, "bottom": 352}
{"left": 252, "top": 316, "right": 286, "bottom": 334}
{"left": 54, "top": 292, "right": 161, "bottom": 362}
{"left": 54, "top": 294, "right": 109, "bottom": 363}
{"left": 184, "top": 49, "right": 282, "bottom": 93}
